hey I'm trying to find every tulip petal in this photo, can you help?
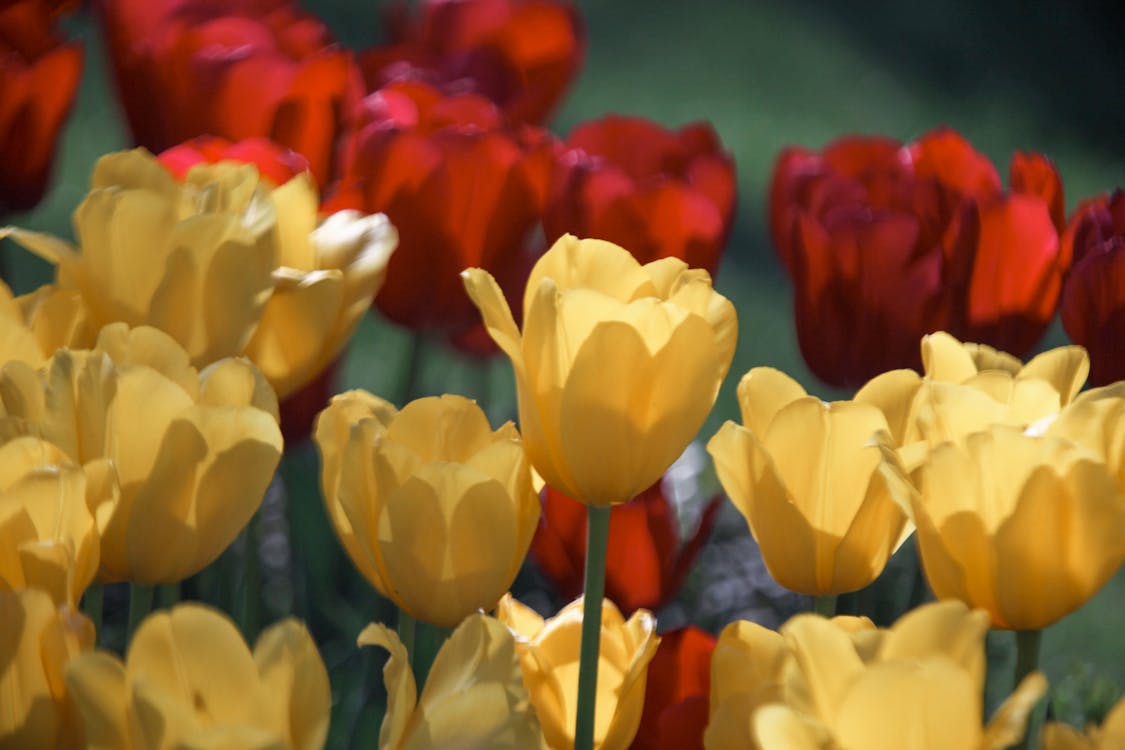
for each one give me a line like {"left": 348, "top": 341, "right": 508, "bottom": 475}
{"left": 66, "top": 651, "right": 131, "bottom": 750}
{"left": 253, "top": 620, "right": 331, "bottom": 750}
{"left": 462, "top": 267, "right": 523, "bottom": 366}
{"left": 357, "top": 622, "right": 416, "bottom": 750}
{"left": 735, "top": 367, "right": 808, "bottom": 437}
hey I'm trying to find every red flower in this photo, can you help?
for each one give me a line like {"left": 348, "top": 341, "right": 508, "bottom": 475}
{"left": 544, "top": 115, "right": 737, "bottom": 276}
{"left": 0, "top": 0, "right": 82, "bottom": 213}
{"left": 158, "top": 134, "right": 310, "bottom": 186}
{"left": 328, "top": 79, "right": 556, "bottom": 345}
{"left": 1061, "top": 190, "right": 1125, "bottom": 386}
{"left": 99, "top": 0, "right": 361, "bottom": 187}
{"left": 631, "top": 626, "right": 715, "bottom": 750}
{"left": 359, "top": 0, "right": 584, "bottom": 125}
{"left": 531, "top": 479, "right": 722, "bottom": 614}
{"left": 769, "top": 127, "right": 1066, "bottom": 387}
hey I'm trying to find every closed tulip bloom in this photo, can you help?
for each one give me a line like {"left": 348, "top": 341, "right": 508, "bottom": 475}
{"left": 464, "top": 234, "right": 737, "bottom": 506}
{"left": 891, "top": 426, "right": 1125, "bottom": 630}
{"left": 707, "top": 367, "right": 910, "bottom": 596}
{"left": 497, "top": 594, "right": 659, "bottom": 750}
{"left": 67, "top": 603, "right": 330, "bottom": 749}
{"left": 633, "top": 626, "right": 716, "bottom": 750}
{"left": 0, "top": 323, "right": 283, "bottom": 584}
{"left": 359, "top": 613, "right": 544, "bottom": 748}
{"left": 0, "top": 0, "right": 82, "bottom": 213}
{"left": 0, "top": 589, "right": 93, "bottom": 749}
{"left": 315, "top": 392, "right": 540, "bottom": 628}
{"left": 0, "top": 437, "right": 98, "bottom": 607}
{"left": 1043, "top": 693, "right": 1125, "bottom": 750}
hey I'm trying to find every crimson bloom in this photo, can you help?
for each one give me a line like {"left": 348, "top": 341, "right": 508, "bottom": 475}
{"left": 531, "top": 479, "right": 722, "bottom": 614}
{"left": 631, "top": 626, "right": 715, "bottom": 750}
{"left": 0, "top": 0, "right": 82, "bottom": 213}
{"left": 1061, "top": 189, "right": 1125, "bottom": 386}
{"left": 359, "top": 0, "right": 584, "bottom": 125}
{"left": 328, "top": 79, "right": 556, "bottom": 346}
{"left": 158, "top": 134, "right": 310, "bottom": 185}
{"left": 544, "top": 115, "right": 737, "bottom": 276}
{"left": 99, "top": 0, "right": 360, "bottom": 187}
{"left": 769, "top": 127, "right": 1066, "bottom": 387}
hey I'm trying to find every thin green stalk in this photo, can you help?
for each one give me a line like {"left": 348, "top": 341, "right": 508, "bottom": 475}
{"left": 574, "top": 505, "right": 611, "bottom": 750}
{"left": 397, "top": 609, "right": 417, "bottom": 666}
{"left": 157, "top": 582, "right": 181, "bottom": 609}
{"left": 126, "top": 583, "right": 155, "bottom": 645}
{"left": 238, "top": 517, "right": 262, "bottom": 641}
{"left": 1014, "top": 629, "right": 1044, "bottom": 750}
{"left": 82, "top": 584, "right": 104, "bottom": 640}
{"left": 413, "top": 623, "right": 453, "bottom": 688}
{"left": 814, "top": 594, "right": 838, "bottom": 617}
{"left": 398, "top": 332, "right": 427, "bottom": 405}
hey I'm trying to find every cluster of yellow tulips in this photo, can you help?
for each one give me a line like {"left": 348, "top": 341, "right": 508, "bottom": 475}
{"left": 2, "top": 151, "right": 1124, "bottom": 749}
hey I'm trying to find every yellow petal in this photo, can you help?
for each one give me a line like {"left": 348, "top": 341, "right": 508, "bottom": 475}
{"left": 735, "top": 367, "right": 808, "bottom": 437}
{"left": 66, "top": 651, "right": 131, "bottom": 750}
{"left": 524, "top": 235, "right": 654, "bottom": 319}
{"left": 253, "top": 619, "right": 331, "bottom": 750}
{"left": 357, "top": 622, "right": 417, "bottom": 750}
{"left": 982, "top": 672, "right": 1048, "bottom": 750}
{"left": 1019, "top": 346, "right": 1089, "bottom": 406}
{"left": 921, "top": 331, "right": 981, "bottom": 383}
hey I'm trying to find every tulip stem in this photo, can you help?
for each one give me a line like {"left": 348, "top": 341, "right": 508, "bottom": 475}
{"left": 238, "top": 517, "right": 262, "bottom": 641}
{"left": 82, "top": 584, "right": 103, "bottom": 639}
{"left": 575, "top": 505, "right": 611, "bottom": 750}
{"left": 157, "top": 582, "right": 180, "bottom": 609}
{"left": 398, "top": 332, "right": 427, "bottom": 405}
{"left": 1014, "top": 629, "right": 1044, "bottom": 750}
{"left": 397, "top": 609, "right": 417, "bottom": 667}
{"left": 126, "top": 583, "right": 155, "bottom": 645}
{"left": 813, "top": 594, "right": 837, "bottom": 617}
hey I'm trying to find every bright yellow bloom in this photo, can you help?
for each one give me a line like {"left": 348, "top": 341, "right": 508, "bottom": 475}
{"left": 1042, "top": 693, "right": 1125, "bottom": 749}
{"left": 358, "top": 613, "right": 544, "bottom": 749}
{"left": 707, "top": 367, "right": 911, "bottom": 595}
{"left": 0, "top": 588, "right": 94, "bottom": 749}
{"left": 66, "top": 603, "right": 329, "bottom": 750}
{"left": 463, "top": 234, "right": 737, "bottom": 506}
{"left": 891, "top": 426, "right": 1125, "bottom": 630}
{"left": 1039, "top": 383, "right": 1125, "bottom": 493}
{"left": 0, "top": 437, "right": 98, "bottom": 607}
{"left": 0, "top": 279, "right": 91, "bottom": 368}
{"left": 316, "top": 392, "right": 540, "bottom": 628}
{"left": 497, "top": 593, "right": 660, "bottom": 750}
{"left": 0, "top": 323, "right": 283, "bottom": 584}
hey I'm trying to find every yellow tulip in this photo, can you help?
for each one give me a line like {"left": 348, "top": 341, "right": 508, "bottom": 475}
{"left": 463, "top": 234, "right": 737, "bottom": 506}
{"left": 1042, "top": 693, "right": 1125, "bottom": 750}
{"left": 66, "top": 603, "right": 329, "bottom": 750}
{"left": 497, "top": 593, "right": 659, "bottom": 750}
{"left": 707, "top": 367, "right": 911, "bottom": 595}
{"left": 3, "top": 149, "right": 278, "bottom": 367}
{"left": 921, "top": 331, "right": 1088, "bottom": 400}
{"left": 1040, "top": 383, "right": 1125, "bottom": 492}
{"left": 0, "top": 588, "right": 94, "bottom": 749}
{"left": 316, "top": 392, "right": 540, "bottom": 628}
{"left": 892, "top": 426, "right": 1125, "bottom": 630}
{"left": 358, "top": 613, "right": 544, "bottom": 748}
{"left": 0, "top": 279, "right": 91, "bottom": 369}
{"left": 0, "top": 437, "right": 98, "bottom": 607}
{"left": 0, "top": 323, "right": 283, "bottom": 584}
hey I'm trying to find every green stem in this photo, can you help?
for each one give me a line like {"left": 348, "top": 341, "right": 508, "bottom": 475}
{"left": 1014, "top": 629, "right": 1044, "bottom": 750}
{"left": 82, "top": 584, "right": 103, "bottom": 641}
{"left": 237, "top": 517, "right": 263, "bottom": 641}
{"left": 126, "top": 583, "right": 155, "bottom": 646}
{"left": 575, "top": 505, "right": 611, "bottom": 750}
{"left": 157, "top": 582, "right": 181, "bottom": 609}
{"left": 397, "top": 609, "right": 417, "bottom": 668}
{"left": 814, "top": 594, "right": 838, "bottom": 618}
{"left": 398, "top": 332, "right": 427, "bottom": 405}
{"left": 413, "top": 623, "right": 452, "bottom": 689}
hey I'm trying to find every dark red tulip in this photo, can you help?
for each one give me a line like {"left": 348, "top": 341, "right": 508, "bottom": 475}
{"left": 100, "top": 0, "right": 361, "bottom": 187}
{"left": 328, "top": 79, "right": 556, "bottom": 347}
{"left": 0, "top": 0, "right": 82, "bottom": 213}
{"left": 631, "top": 626, "right": 715, "bottom": 750}
{"left": 531, "top": 480, "right": 722, "bottom": 614}
{"left": 158, "top": 134, "right": 310, "bottom": 186}
{"left": 769, "top": 126, "right": 1066, "bottom": 388}
{"left": 1061, "top": 190, "right": 1125, "bottom": 386}
{"left": 359, "top": 0, "right": 584, "bottom": 125}
{"left": 544, "top": 115, "right": 736, "bottom": 276}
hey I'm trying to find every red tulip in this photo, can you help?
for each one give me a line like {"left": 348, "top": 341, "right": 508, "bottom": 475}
{"left": 1061, "top": 190, "right": 1125, "bottom": 386}
{"left": 158, "top": 134, "right": 310, "bottom": 186}
{"left": 631, "top": 626, "right": 715, "bottom": 750}
{"left": 0, "top": 0, "right": 82, "bottom": 213}
{"left": 328, "top": 79, "right": 556, "bottom": 346}
{"left": 544, "top": 115, "right": 737, "bottom": 276}
{"left": 531, "top": 479, "right": 722, "bottom": 614}
{"left": 769, "top": 127, "right": 1066, "bottom": 388}
{"left": 359, "top": 0, "right": 584, "bottom": 125}
{"left": 99, "top": 0, "right": 361, "bottom": 187}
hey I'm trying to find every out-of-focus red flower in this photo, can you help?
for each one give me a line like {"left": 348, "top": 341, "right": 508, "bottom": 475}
{"left": 769, "top": 127, "right": 1066, "bottom": 388}
{"left": 631, "top": 626, "right": 715, "bottom": 750}
{"left": 359, "top": 0, "right": 584, "bottom": 125}
{"left": 278, "top": 356, "right": 340, "bottom": 445}
{"left": 328, "top": 79, "right": 556, "bottom": 347}
{"left": 99, "top": 0, "right": 361, "bottom": 187}
{"left": 1061, "top": 189, "right": 1125, "bottom": 387}
{"left": 0, "top": 0, "right": 82, "bottom": 213}
{"left": 544, "top": 115, "right": 736, "bottom": 276}
{"left": 158, "top": 134, "right": 309, "bottom": 186}
{"left": 531, "top": 479, "right": 722, "bottom": 614}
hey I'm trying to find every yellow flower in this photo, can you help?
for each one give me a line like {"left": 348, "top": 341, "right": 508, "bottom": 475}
{"left": 1039, "top": 383, "right": 1125, "bottom": 493}
{"left": 358, "top": 613, "right": 544, "bottom": 749}
{"left": 0, "top": 436, "right": 98, "bottom": 607}
{"left": 0, "top": 588, "right": 94, "bottom": 749}
{"left": 66, "top": 603, "right": 329, "bottom": 750}
{"left": 1043, "top": 693, "right": 1125, "bottom": 749}
{"left": 0, "top": 323, "right": 283, "bottom": 584}
{"left": 463, "top": 234, "right": 737, "bottom": 506}
{"left": 315, "top": 392, "right": 540, "bottom": 628}
{"left": 891, "top": 425, "right": 1125, "bottom": 630}
{"left": 0, "top": 279, "right": 91, "bottom": 368}
{"left": 497, "top": 593, "right": 660, "bottom": 750}
{"left": 707, "top": 367, "right": 911, "bottom": 595}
